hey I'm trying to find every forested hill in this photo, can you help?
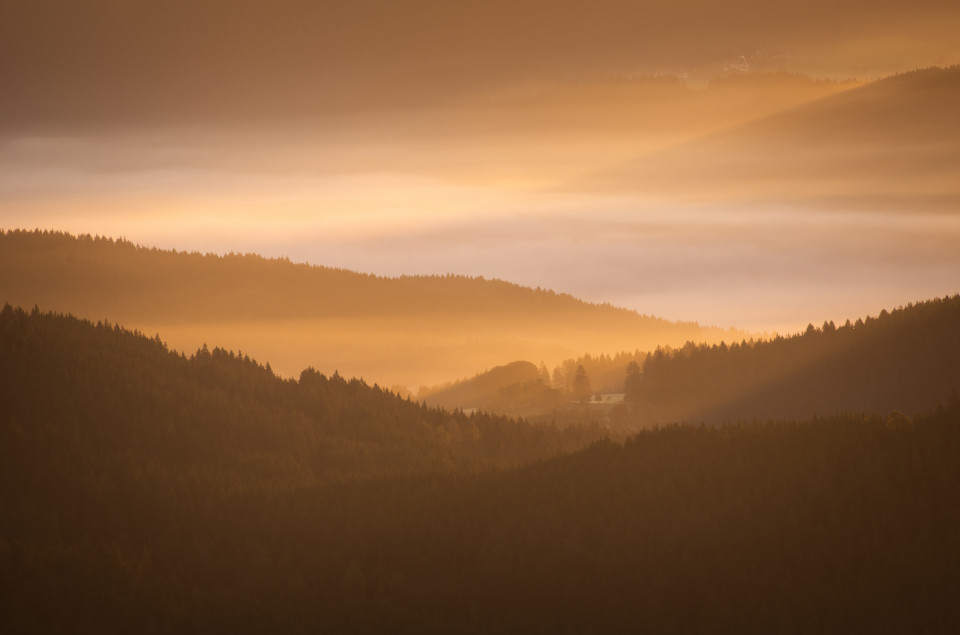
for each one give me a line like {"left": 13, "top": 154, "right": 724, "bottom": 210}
{"left": 0, "top": 305, "right": 608, "bottom": 493}
{"left": 0, "top": 229, "right": 740, "bottom": 386}
{"left": 628, "top": 295, "right": 960, "bottom": 425}
{"left": 3, "top": 302, "right": 959, "bottom": 632}
{"left": 421, "top": 351, "right": 648, "bottom": 416}
{"left": 1, "top": 229, "right": 691, "bottom": 326}
{"left": 422, "top": 360, "right": 560, "bottom": 415}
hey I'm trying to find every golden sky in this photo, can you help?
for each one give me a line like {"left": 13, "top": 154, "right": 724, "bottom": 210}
{"left": 2, "top": 0, "right": 960, "bottom": 334}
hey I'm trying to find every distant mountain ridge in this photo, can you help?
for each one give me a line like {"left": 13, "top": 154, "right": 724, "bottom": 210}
{"left": 0, "top": 229, "right": 742, "bottom": 386}
{"left": 714, "top": 66, "right": 960, "bottom": 146}
{"left": 589, "top": 65, "right": 960, "bottom": 210}
{"left": 0, "top": 229, "right": 681, "bottom": 323}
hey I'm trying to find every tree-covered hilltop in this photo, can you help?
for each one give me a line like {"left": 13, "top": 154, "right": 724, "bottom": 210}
{"left": 0, "top": 229, "right": 741, "bottom": 386}
{"left": 3, "top": 304, "right": 959, "bottom": 632}
{"left": 628, "top": 294, "right": 960, "bottom": 425}
{"left": 420, "top": 360, "right": 561, "bottom": 415}
{"left": 0, "top": 305, "right": 608, "bottom": 495}
{"left": 420, "top": 295, "right": 960, "bottom": 424}
{"left": 420, "top": 351, "right": 647, "bottom": 417}
{"left": 0, "top": 228, "right": 725, "bottom": 331}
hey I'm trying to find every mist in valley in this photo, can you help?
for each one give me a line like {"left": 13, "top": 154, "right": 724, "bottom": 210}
{"left": 3, "top": 1, "right": 960, "bottom": 632}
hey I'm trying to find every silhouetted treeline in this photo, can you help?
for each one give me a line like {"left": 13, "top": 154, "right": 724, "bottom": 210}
{"left": 0, "top": 229, "right": 714, "bottom": 334}
{"left": 0, "top": 305, "right": 607, "bottom": 492}
{"left": 421, "top": 360, "right": 563, "bottom": 416}
{"left": 3, "top": 303, "right": 960, "bottom": 632}
{"left": 0, "top": 228, "right": 743, "bottom": 385}
{"left": 629, "top": 295, "right": 960, "bottom": 424}
{"left": 548, "top": 350, "right": 646, "bottom": 395}
{"left": 421, "top": 353, "right": 644, "bottom": 416}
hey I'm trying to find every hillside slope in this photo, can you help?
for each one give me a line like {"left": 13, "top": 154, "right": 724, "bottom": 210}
{"left": 628, "top": 294, "right": 960, "bottom": 425}
{"left": 0, "top": 305, "right": 608, "bottom": 493}
{"left": 0, "top": 229, "right": 740, "bottom": 386}
{"left": 3, "top": 307, "right": 958, "bottom": 631}
{"left": 422, "top": 360, "right": 559, "bottom": 414}
{"left": 590, "top": 66, "right": 960, "bottom": 210}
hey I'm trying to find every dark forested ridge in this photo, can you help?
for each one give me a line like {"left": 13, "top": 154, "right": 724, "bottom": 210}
{"left": 422, "top": 294, "right": 960, "bottom": 423}
{"left": 628, "top": 294, "right": 960, "bottom": 425}
{"left": 0, "top": 305, "right": 608, "bottom": 490}
{"left": 2, "top": 303, "right": 958, "bottom": 632}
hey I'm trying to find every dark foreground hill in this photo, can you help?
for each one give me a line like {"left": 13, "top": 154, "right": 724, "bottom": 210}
{"left": 627, "top": 294, "right": 960, "bottom": 425}
{"left": 0, "top": 305, "right": 607, "bottom": 489}
{"left": 0, "top": 229, "right": 739, "bottom": 386}
{"left": 3, "top": 304, "right": 960, "bottom": 632}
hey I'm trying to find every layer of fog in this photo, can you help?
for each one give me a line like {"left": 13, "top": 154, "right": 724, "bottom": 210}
{"left": 4, "top": 68, "right": 960, "bottom": 345}
{"left": 3, "top": 135, "right": 958, "bottom": 338}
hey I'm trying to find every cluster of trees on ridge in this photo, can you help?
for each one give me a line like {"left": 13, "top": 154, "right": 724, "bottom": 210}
{"left": 418, "top": 351, "right": 646, "bottom": 413}
{"left": 0, "top": 305, "right": 609, "bottom": 492}
{"left": 2, "top": 304, "right": 959, "bottom": 632}
{"left": 422, "top": 295, "right": 960, "bottom": 426}
{"left": 626, "top": 294, "right": 960, "bottom": 425}
{"left": 419, "top": 359, "right": 609, "bottom": 417}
